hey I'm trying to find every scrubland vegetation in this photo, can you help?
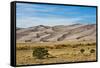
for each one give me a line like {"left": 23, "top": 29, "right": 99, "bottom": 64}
{"left": 16, "top": 41, "right": 96, "bottom": 65}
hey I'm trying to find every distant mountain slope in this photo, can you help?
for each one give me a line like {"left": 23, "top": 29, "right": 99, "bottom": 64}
{"left": 16, "top": 24, "right": 96, "bottom": 43}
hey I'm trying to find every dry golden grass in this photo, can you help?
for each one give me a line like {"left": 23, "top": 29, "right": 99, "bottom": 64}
{"left": 16, "top": 41, "right": 96, "bottom": 65}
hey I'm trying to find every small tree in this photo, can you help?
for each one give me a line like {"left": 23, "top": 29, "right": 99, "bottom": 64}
{"left": 90, "top": 49, "right": 95, "bottom": 53}
{"left": 80, "top": 49, "right": 85, "bottom": 54}
{"left": 32, "top": 47, "right": 49, "bottom": 59}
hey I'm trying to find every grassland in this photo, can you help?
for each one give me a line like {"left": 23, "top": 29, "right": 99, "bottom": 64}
{"left": 16, "top": 40, "right": 96, "bottom": 65}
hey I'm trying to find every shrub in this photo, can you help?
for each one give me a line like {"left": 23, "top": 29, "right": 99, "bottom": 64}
{"left": 80, "top": 49, "right": 85, "bottom": 54}
{"left": 17, "top": 46, "right": 30, "bottom": 50}
{"left": 32, "top": 47, "right": 49, "bottom": 59}
{"left": 90, "top": 49, "right": 95, "bottom": 53}
{"left": 87, "top": 43, "right": 91, "bottom": 46}
{"left": 54, "top": 44, "right": 69, "bottom": 49}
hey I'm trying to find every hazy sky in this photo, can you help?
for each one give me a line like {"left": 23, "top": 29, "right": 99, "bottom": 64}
{"left": 16, "top": 3, "right": 96, "bottom": 28}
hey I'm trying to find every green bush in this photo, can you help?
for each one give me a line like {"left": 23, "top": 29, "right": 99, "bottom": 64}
{"left": 32, "top": 47, "right": 49, "bottom": 59}
{"left": 80, "top": 49, "right": 85, "bottom": 54}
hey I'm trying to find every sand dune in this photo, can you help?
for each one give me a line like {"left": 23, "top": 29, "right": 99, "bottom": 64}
{"left": 16, "top": 24, "right": 96, "bottom": 43}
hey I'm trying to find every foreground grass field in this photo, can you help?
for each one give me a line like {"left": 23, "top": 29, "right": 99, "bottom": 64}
{"left": 16, "top": 40, "right": 96, "bottom": 65}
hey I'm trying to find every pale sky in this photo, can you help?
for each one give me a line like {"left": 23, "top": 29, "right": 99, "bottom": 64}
{"left": 16, "top": 3, "right": 96, "bottom": 28}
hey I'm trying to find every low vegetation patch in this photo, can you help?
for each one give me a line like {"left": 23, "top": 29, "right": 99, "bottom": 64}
{"left": 90, "top": 49, "right": 95, "bottom": 53}
{"left": 16, "top": 42, "right": 96, "bottom": 50}
{"left": 32, "top": 47, "right": 49, "bottom": 59}
{"left": 80, "top": 49, "right": 85, "bottom": 54}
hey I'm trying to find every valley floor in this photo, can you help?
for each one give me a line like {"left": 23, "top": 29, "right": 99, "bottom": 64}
{"left": 16, "top": 40, "right": 96, "bottom": 65}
